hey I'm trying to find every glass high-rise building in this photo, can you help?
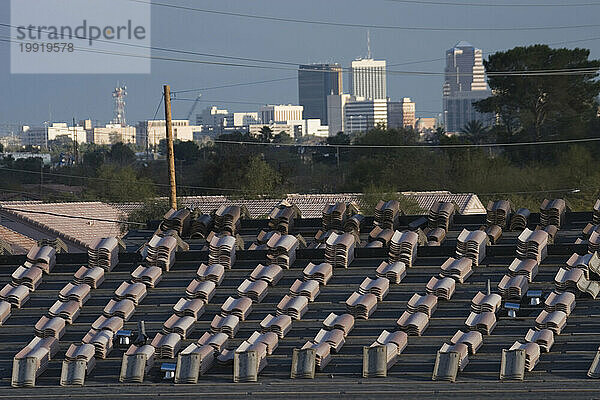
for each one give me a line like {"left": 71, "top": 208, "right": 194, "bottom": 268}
{"left": 298, "top": 64, "right": 343, "bottom": 125}
{"left": 442, "top": 41, "right": 493, "bottom": 133}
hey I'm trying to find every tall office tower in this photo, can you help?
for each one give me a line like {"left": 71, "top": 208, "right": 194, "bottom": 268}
{"left": 442, "top": 41, "right": 493, "bottom": 134}
{"left": 298, "top": 64, "right": 343, "bottom": 124}
{"left": 350, "top": 59, "right": 387, "bottom": 100}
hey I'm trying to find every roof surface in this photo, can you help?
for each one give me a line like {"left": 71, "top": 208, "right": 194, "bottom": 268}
{"left": 113, "top": 192, "right": 485, "bottom": 218}
{"left": 0, "top": 209, "right": 598, "bottom": 398}
{"left": 0, "top": 201, "right": 125, "bottom": 248}
{"left": 0, "top": 225, "right": 36, "bottom": 254}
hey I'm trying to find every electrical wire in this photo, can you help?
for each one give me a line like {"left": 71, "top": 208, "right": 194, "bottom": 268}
{"left": 383, "top": 0, "right": 600, "bottom": 6}
{"left": 212, "top": 136, "right": 600, "bottom": 149}
{"left": 476, "top": 188, "right": 582, "bottom": 195}
{"left": 171, "top": 97, "right": 443, "bottom": 114}
{"left": 388, "top": 36, "right": 600, "bottom": 67}
{"left": 0, "top": 206, "right": 146, "bottom": 226}
{"left": 0, "top": 166, "right": 247, "bottom": 192}
{"left": 125, "top": 0, "right": 600, "bottom": 31}
{"left": 1, "top": 33, "right": 598, "bottom": 78}
{"left": 171, "top": 77, "right": 297, "bottom": 95}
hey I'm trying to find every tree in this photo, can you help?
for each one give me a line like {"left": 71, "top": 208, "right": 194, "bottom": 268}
{"left": 460, "top": 120, "right": 488, "bottom": 144}
{"left": 240, "top": 155, "right": 282, "bottom": 198}
{"left": 0, "top": 143, "right": 4, "bottom": 153}
{"left": 259, "top": 126, "right": 274, "bottom": 142}
{"left": 82, "top": 147, "right": 107, "bottom": 175}
{"left": 273, "top": 132, "right": 293, "bottom": 144}
{"left": 360, "top": 183, "right": 423, "bottom": 215}
{"left": 475, "top": 45, "right": 600, "bottom": 142}
{"left": 174, "top": 140, "right": 201, "bottom": 164}
{"left": 125, "top": 198, "right": 181, "bottom": 231}
{"left": 108, "top": 142, "right": 136, "bottom": 166}
{"left": 88, "top": 165, "right": 155, "bottom": 202}
{"left": 326, "top": 132, "right": 351, "bottom": 145}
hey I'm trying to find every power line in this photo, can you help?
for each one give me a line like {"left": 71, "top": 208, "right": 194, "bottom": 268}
{"left": 388, "top": 35, "right": 600, "bottom": 67}
{"left": 172, "top": 77, "right": 297, "bottom": 95}
{"left": 125, "top": 0, "right": 600, "bottom": 31}
{"left": 1, "top": 34, "right": 598, "bottom": 79}
{"left": 476, "top": 188, "right": 582, "bottom": 195}
{"left": 384, "top": 0, "right": 600, "bottom": 6}
{"left": 212, "top": 136, "right": 600, "bottom": 149}
{"left": 0, "top": 22, "right": 300, "bottom": 68}
{"left": 0, "top": 166, "right": 247, "bottom": 192}
{"left": 4, "top": 23, "right": 598, "bottom": 76}
{"left": 0, "top": 206, "right": 146, "bottom": 226}
{"left": 172, "top": 97, "right": 443, "bottom": 114}
{"left": 172, "top": 98, "right": 270, "bottom": 106}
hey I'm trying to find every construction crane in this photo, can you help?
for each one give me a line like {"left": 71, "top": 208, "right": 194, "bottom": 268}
{"left": 186, "top": 94, "right": 202, "bottom": 122}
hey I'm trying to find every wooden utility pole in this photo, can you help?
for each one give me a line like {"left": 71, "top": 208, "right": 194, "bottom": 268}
{"left": 72, "top": 117, "right": 78, "bottom": 165}
{"left": 163, "top": 85, "right": 177, "bottom": 210}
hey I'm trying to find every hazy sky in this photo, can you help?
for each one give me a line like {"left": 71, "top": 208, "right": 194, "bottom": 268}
{"left": 0, "top": 0, "right": 598, "bottom": 127}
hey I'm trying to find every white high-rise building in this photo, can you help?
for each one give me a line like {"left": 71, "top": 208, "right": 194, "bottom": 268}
{"left": 344, "top": 97, "right": 388, "bottom": 134}
{"left": 350, "top": 59, "right": 387, "bottom": 100}
{"left": 443, "top": 41, "right": 493, "bottom": 133}
{"left": 327, "top": 93, "right": 352, "bottom": 136}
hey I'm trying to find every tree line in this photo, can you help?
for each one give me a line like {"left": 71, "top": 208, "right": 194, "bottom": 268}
{"left": 1, "top": 44, "right": 599, "bottom": 212}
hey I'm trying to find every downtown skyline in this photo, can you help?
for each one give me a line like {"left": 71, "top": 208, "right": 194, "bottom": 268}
{"left": 0, "top": 0, "right": 598, "bottom": 126}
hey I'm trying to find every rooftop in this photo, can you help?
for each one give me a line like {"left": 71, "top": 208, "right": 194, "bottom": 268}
{"left": 0, "top": 199, "right": 599, "bottom": 397}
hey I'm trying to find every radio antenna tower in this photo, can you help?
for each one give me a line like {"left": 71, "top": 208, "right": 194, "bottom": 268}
{"left": 112, "top": 83, "right": 127, "bottom": 126}
{"left": 367, "top": 30, "right": 372, "bottom": 59}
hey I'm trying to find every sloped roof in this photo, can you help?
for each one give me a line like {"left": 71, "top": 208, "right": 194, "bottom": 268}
{"left": 0, "top": 211, "right": 596, "bottom": 397}
{"left": 113, "top": 192, "right": 485, "bottom": 218}
{"left": 0, "top": 225, "right": 36, "bottom": 254}
{"left": 0, "top": 201, "right": 125, "bottom": 248}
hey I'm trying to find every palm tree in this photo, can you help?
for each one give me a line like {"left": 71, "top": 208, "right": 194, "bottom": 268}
{"left": 460, "top": 120, "right": 487, "bottom": 144}
{"left": 259, "top": 126, "right": 273, "bottom": 142}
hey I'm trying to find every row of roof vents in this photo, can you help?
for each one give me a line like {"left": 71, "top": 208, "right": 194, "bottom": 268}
{"left": 9, "top": 196, "right": 600, "bottom": 387}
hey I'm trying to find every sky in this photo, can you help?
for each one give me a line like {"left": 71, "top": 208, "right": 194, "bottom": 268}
{"left": 0, "top": 0, "right": 599, "bottom": 128}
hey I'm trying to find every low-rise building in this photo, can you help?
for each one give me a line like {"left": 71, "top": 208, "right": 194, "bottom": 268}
{"left": 344, "top": 97, "right": 388, "bottom": 134}
{"left": 302, "top": 119, "right": 329, "bottom": 138}
{"left": 416, "top": 117, "right": 438, "bottom": 133}
{"left": 87, "top": 124, "right": 136, "bottom": 145}
{"left": 196, "top": 106, "right": 229, "bottom": 135}
{"left": 233, "top": 112, "right": 259, "bottom": 127}
{"left": 22, "top": 123, "right": 86, "bottom": 147}
{"left": 249, "top": 123, "right": 296, "bottom": 138}
{"left": 259, "top": 105, "right": 304, "bottom": 124}
{"left": 0, "top": 134, "right": 21, "bottom": 149}
{"left": 1, "top": 152, "right": 51, "bottom": 165}
{"left": 137, "top": 120, "right": 202, "bottom": 147}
